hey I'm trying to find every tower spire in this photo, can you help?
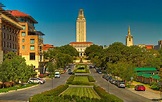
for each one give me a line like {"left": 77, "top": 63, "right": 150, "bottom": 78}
{"left": 78, "top": 9, "right": 84, "bottom": 18}
{"left": 126, "top": 26, "right": 133, "bottom": 46}
{"left": 128, "top": 25, "right": 131, "bottom": 35}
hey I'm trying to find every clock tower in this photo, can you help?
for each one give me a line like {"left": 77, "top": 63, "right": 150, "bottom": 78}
{"left": 76, "top": 9, "right": 86, "bottom": 42}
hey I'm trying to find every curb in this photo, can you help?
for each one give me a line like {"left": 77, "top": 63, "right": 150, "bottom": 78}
{"left": 0, "top": 84, "right": 39, "bottom": 95}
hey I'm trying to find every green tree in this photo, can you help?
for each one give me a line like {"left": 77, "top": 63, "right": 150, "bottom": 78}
{"left": 59, "top": 45, "right": 79, "bottom": 56}
{"left": 44, "top": 45, "right": 76, "bottom": 75}
{"left": 0, "top": 52, "right": 36, "bottom": 84}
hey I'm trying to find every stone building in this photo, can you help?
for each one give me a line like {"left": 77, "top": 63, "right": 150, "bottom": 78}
{"left": 0, "top": 6, "right": 22, "bottom": 63}
{"left": 70, "top": 9, "right": 93, "bottom": 56}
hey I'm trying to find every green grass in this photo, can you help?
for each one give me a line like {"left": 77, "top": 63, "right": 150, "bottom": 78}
{"left": 75, "top": 69, "right": 87, "bottom": 73}
{"left": 73, "top": 76, "right": 89, "bottom": 82}
{"left": 0, "top": 83, "right": 37, "bottom": 93}
{"left": 61, "top": 87, "right": 101, "bottom": 99}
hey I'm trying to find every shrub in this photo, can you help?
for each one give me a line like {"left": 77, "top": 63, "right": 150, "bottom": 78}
{"left": 88, "top": 76, "right": 95, "bottom": 82}
{"left": 39, "top": 74, "right": 44, "bottom": 78}
{"left": 150, "top": 82, "right": 160, "bottom": 90}
{"left": 0, "top": 82, "right": 3, "bottom": 88}
{"left": 66, "top": 75, "right": 75, "bottom": 84}
{"left": 30, "top": 85, "right": 69, "bottom": 102}
{"left": 4, "top": 82, "right": 13, "bottom": 88}
{"left": 94, "top": 86, "right": 123, "bottom": 102}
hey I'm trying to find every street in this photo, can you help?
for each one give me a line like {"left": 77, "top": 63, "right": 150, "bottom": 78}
{"left": 0, "top": 72, "right": 71, "bottom": 102}
{"left": 0, "top": 67, "right": 156, "bottom": 102}
{"left": 90, "top": 68, "right": 152, "bottom": 102}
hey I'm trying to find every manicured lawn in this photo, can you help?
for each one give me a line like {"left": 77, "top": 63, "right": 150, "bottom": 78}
{"left": 75, "top": 69, "right": 86, "bottom": 73}
{"left": 73, "top": 76, "right": 89, "bottom": 82}
{"left": 62, "top": 87, "right": 101, "bottom": 99}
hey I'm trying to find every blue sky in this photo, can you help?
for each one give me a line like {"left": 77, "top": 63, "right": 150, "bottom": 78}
{"left": 1, "top": 0, "right": 162, "bottom": 46}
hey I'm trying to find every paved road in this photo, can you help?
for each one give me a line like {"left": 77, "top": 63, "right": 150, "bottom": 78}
{"left": 0, "top": 65, "right": 155, "bottom": 102}
{"left": 0, "top": 73, "right": 71, "bottom": 102}
{"left": 90, "top": 68, "right": 152, "bottom": 102}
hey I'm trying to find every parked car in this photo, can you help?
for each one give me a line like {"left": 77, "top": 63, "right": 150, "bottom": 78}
{"left": 102, "top": 74, "right": 108, "bottom": 79}
{"left": 109, "top": 78, "right": 116, "bottom": 84}
{"left": 96, "top": 68, "right": 102, "bottom": 74}
{"left": 106, "top": 76, "right": 112, "bottom": 81}
{"left": 117, "top": 81, "right": 126, "bottom": 88}
{"left": 28, "top": 78, "right": 45, "bottom": 84}
{"left": 134, "top": 85, "right": 145, "bottom": 91}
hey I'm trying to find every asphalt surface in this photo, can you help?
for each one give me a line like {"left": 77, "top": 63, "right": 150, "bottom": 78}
{"left": 0, "top": 73, "right": 71, "bottom": 102}
{"left": 0, "top": 65, "right": 156, "bottom": 102}
{"left": 90, "top": 68, "right": 152, "bottom": 102}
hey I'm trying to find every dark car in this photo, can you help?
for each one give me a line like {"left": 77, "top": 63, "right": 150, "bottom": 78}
{"left": 96, "top": 68, "right": 102, "bottom": 74}
{"left": 135, "top": 85, "right": 145, "bottom": 91}
{"left": 68, "top": 69, "right": 74, "bottom": 75}
{"left": 105, "top": 76, "right": 112, "bottom": 81}
{"left": 109, "top": 78, "right": 116, "bottom": 84}
{"left": 102, "top": 74, "right": 108, "bottom": 79}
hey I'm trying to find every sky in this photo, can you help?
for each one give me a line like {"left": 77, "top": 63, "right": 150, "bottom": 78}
{"left": 1, "top": 0, "right": 162, "bottom": 46}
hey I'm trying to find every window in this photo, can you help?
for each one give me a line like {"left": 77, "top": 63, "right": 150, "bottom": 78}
{"left": 3, "top": 42, "right": 5, "bottom": 47}
{"left": 3, "top": 25, "right": 5, "bottom": 29}
{"left": 30, "top": 39, "right": 35, "bottom": 44}
{"left": 129, "top": 38, "right": 131, "bottom": 41}
{"left": 22, "top": 45, "right": 25, "bottom": 49}
{"left": 21, "top": 32, "right": 26, "bottom": 36}
{"left": 22, "top": 25, "right": 26, "bottom": 30}
{"left": 3, "top": 33, "right": 5, "bottom": 39}
{"left": 30, "top": 45, "right": 35, "bottom": 50}
{"left": 9, "top": 43, "right": 11, "bottom": 48}
{"left": 30, "top": 53, "right": 35, "bottom": 60}
{"left": 22, "top": 39, "right": 25, "bottom": 42}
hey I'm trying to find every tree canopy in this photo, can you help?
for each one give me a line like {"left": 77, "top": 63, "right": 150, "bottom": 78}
{"left": 85, "top": 42, "right": 162, "bottom": 81}
{"left": 0, "top": 52, "right": 36, "bottom": 83}
{"left": 44, "top": 44, "right": 78, "bottom": 74}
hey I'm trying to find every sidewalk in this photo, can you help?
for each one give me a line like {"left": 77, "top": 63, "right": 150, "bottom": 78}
{"left": 128, "top": 81, "right": 161, "bottom": 100}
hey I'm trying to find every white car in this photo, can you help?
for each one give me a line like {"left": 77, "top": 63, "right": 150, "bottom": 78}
{"left": 55, "top": 72, "right": 60, "bottom": 78}
{"left": 28, "top": 78, "right": 45, "bottom": 84}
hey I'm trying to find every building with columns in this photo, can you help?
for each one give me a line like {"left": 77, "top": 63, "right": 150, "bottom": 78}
{"left": 70, "top": 9, "right": 93, "bottom": 56}
{"left": 126, "top": 26, "right": 133, "bottom": 46}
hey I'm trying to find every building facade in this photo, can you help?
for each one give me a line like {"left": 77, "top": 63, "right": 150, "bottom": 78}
{"left": 0, "top": 7, "right": 22, "bottom": 63}
{"left": 69, "top": 42, "right": 93, "bottom": 56}
{"left": 8, "top": 10, "right": 44, "bottom": 75}
{"left": 126, "top": 26, "right": 133, "bottom": 46}
{"left": 70, "top": 9, "right": 93, "bottom": 56}
{"left": 76, "top": 9, "right": 86, "bottom": 42}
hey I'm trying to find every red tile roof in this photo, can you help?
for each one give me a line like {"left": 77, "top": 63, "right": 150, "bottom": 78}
{"left": 145, "top": 45, "right": 154, "bottom": 50}
{"left": 7, "top": 10, "right": 38, "bottom": 23}
{"left": 43, "top": 44, "right": 54, "bottom": 51}
{"left": 7, "top": 10, "right": 29, "bottom": 17}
